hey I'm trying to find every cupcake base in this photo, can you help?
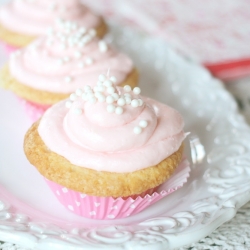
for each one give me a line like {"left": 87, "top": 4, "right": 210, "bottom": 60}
{"left": 25, "top": 121, "right": 184, "bottom": 198}
{"left": 45, "top": 158, "right": 190, "bottom": 220}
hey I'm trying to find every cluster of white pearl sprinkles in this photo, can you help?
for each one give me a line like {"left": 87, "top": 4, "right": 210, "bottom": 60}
{"left": 44, "top": 19, "right": 109, "bottom": 83}
{"left": 133, "top": 120, "right": 148, "bottom": 134}
{"left": 65, "top": 74, "right": 148, "bottom": 134}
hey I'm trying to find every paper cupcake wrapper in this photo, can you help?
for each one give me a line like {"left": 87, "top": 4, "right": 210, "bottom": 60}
{"left": 0, "top": 40, "right": 19, "bottom": 54}
{"left": 45, "top": 158, "right": 190, "bottom": 220}
{"left": 16, "top": 97, "right": 50, "bottom": 122}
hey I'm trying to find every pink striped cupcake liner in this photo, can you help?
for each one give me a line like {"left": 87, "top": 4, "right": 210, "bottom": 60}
{"left": 0, "top": 40, "right": 19, "bottom": 55}
{"left": 45, "top": 158, "right": 190, "bottom": 220}
{"left": 16, "top": 97, "right": 50, "bottom": 122}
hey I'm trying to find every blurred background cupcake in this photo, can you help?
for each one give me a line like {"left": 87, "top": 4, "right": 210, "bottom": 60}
{"left": 0, "top": 0, "right": 107, "bottom": 53}
{"left": 0, "top": 20, "right": 138, "bottom": 121}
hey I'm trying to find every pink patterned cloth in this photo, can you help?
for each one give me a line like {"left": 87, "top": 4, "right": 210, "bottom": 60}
{"left": 82, "top": 0, "right": 250, "bottom": 79}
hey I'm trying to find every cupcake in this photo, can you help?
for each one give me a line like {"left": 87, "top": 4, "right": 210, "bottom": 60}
{"left": 0, "top": 0, "right": 107, "bottom": 53}
{"left": 0, "top": 21, "right": 138, "bottom": 121}
{"left": 24, "top": 77, "right": 188, "bottom": 220}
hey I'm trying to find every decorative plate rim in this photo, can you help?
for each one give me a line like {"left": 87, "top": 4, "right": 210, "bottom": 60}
{"left": 1, "top": 22, "right": 250, "bottom": 250}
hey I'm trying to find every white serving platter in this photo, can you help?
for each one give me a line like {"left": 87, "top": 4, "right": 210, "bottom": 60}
{"left": 1, "top": 23, "right": 250, "bottom": 250}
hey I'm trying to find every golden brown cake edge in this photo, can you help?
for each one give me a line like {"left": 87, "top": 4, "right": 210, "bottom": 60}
{"left": 24, "top": 120, "right": 184, "bottom": 197}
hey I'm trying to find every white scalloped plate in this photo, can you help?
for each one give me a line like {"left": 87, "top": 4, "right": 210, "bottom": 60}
{"left": 1, "top": 23, "right": 250, "bottom": 250}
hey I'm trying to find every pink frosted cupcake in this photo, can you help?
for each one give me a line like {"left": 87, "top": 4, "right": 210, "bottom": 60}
{"left": 0, "top": 0, "right": 107, "bottom": 53}
{"left": 24, "top": 78, "right": 189, "bottom": 220}
{"left": 0, "top": 20, "right": 138, "bottom": 122}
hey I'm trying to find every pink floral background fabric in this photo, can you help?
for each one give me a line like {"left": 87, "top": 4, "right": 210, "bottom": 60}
{"left": 82, "top": 0, "right": 250, "bottom": 67}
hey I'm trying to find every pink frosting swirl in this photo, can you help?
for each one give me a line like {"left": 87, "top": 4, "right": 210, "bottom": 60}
{"left": 38, "top": 84, "right": 185, "bottom": 173}
{"left": 0, "top": 0, "right": 101, "bottom": 35}
{"left": 9, "top": 21, "right": 133, "bottom": 93}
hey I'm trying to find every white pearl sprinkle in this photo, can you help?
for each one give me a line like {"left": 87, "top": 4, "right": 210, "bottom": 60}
{"left": 93, "top": 86, "right": 99, "bottom": 92}
{"left": 75, "top": 32, "right": 82, "bottom": 38}
{"left": 78, "top": 62, "right": 84, "bottom": 68}
{"left": 139, "top": 120, "right": 148, "bottom": 128}
{"left": 73, "top": 108, "right": 82, "bottom": 115}
{"left": 65, "top": 76, "right": 72, "bottom": 83}
{"left": 74, "top": 37, "right": 81, "bottom": 44}
{"left": 93, "top": 89, "right": 100, "bottom": 95}
{"left": 86, "top": 89, "right": 93, "bottom": 94}
{"left": 84, "top": 85, "right": 91, "bottom": 91}
{"left": 85, "top": 57, "right": 93, "bottom": 65}
{"left": 98, "top": 85, "right": 105, "bottom": 92}
{"left": 69, "top": 42, "right": 76, "bottom": 47}
{"left": 125, "top": 97, "right": 131, "bottom": 104}
{"left": 81, "top": 35, "right": 92, "bottom": 44}
{"left": 59, "top": 44, "right": 66, "bottom": 50}
{"left": 67, "top": 36, "right": 74, "bottom": 42}
{"left": 87, "top": 92, "right": 95, "bottom": 98}
{"left": 78, "top": 27, "right": 86, "bottom": 35}
{"left": 59, "top": 23, "right": 70, "bottom": 34}
{"left": 115, "top": 106, "right": 123, "bottom": 115}
{"left": 60, "top": 36, "right": 66, "bottom": 43}
{"left": 64, "top": 21, "right": 71, "bottom": 29}
{"left": 112, "top": 93, "right": 119, "bottom": 101}
{"left": 106, "top": 95, "right": 115, "bottom": 104}
{"left": 68, "top": 41, "right": 74, "bottom": 48}
{"left": 82, "top": 93, "right": 88, "bottom": 100}
{"left": 94, "top": 91, "right": 102, "bottom": 98}
{"left": 110, "top": 76, "right": 117, "bottom": 83}
{"left": 70, "top": 93, "right": 77, "bottom": 101}
{"left": 138, "top": 99, "right": 144, "bottom": 106}
{"left": 131, "top": 99, "right": 139, "bottom": 107}
{"left": 74, "top": 51, "right": 82, "bottom": 59}
{"left": 56, "top": 18, "right": 64, "bottom": 25}
{"left": 107, "top": 104, "right": 115, "bottom": 113}
{"left": 98, "top": 74, "right": 106, "bottom": 82}
{"left": 78, "top": 41, "right": 85, "bottom": 48}
{"left": 97, "top": 81, "right": 103, "bottom": 86}
{"left": 56, "top": 32, "right": 63, "bottom": 38}
{"left": 65, "top": 100, "right": 72, "bottom": 108}
{"left": 117, "top": 98, "right": 126, "bottom": 106}
{"left": 75, "top": 88, "right": 83, "bottom": 96}
{"left": 89, "top": 97, "right": 97, "bottom": 103}
{"left": 124, "top": 93, "right": 131, "bottom": 98}
{"left": 71, "top": 23, "right": 78, "bottom": 30}
{"left": 98, "top": 95, "right": 106, "bottom": 102}
{"left": 124, "top": 85, "right": 132, "bottom": 92}
{"left": 57, "top": 59, "right": 64, "bottom": 66}
{"left": 46, "top": 40, "right": 53, "bottom": 47}
{"left": 103, "top": 80, "right": 112, "bottom": 87}
{"left": 133, "top": 126, "right": 142, "bottom": 134}
{"left": 107, "top": 87, "right": 115, "bottom": 94}
{"left": 88, "top": 29, "right": 97, "bottom": 37}
{"left": 133, "top": 87, "right": 141, "bottom": 95}
{"left": 30, "top": 43, "right": 38, "bottom": 49}
{"left": 98, "top": 41, "right": 108, "bottom": 52}
{"left": 63, "top": 56, "right": 70, "bottom": 62}
{"left": 46, "top": 27, "right": 54, "bottom": 35}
